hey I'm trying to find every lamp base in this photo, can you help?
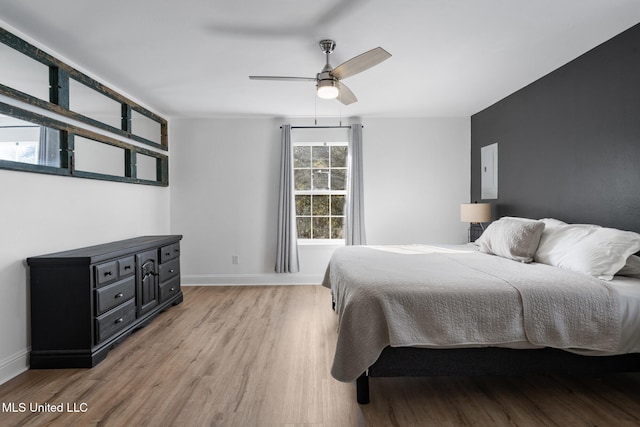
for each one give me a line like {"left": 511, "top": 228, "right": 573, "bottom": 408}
{"left": 468, "top": 223, "right": 485, "bottom": 243}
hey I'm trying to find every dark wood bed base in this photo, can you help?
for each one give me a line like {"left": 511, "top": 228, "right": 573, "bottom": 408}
{"left": 356, "top": 346, "right": 640, "bottom": 404}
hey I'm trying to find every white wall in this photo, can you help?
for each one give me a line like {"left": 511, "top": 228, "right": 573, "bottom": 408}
{"left": 170, "top": 116, "right": 470, "bottom": 286}
{"left": 0, "top": 169, "right": 170, "bottom": 384}
{"left": 169, "top": 118, "right": 291, "bottom": 284}
{"left": 362, "top": 117, "right": 471, "bottom": 245}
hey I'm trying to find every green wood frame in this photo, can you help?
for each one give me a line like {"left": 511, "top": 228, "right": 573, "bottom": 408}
{"left": 0, "top": 101, "right": 168, "bottom": 186}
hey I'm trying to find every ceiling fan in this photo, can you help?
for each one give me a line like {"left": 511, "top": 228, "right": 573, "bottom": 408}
{"left": 249, "top": 39, "right": 391, "bottom": 105}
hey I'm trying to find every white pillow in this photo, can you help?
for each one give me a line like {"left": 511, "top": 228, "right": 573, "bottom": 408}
{"left": 539, "top": 218, "right": 567, "bottom": 228}
{"left": 537, "top": 218, "right": 567, "bottom": 248}
{"left": 476, "top": 217, "right": 545, "bottom": 263}
{"left": 534, "top": 223, "right": 640, "bottom": 280}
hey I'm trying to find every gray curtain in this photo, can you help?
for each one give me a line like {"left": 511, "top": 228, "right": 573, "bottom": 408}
{"left": 345, "top": 124, "right": 366, "bottom": 245}
{"left": 38, "top": 126, "right": 60, "bottom": 167}
{"left": 275, "top": 124, "right": 300, "bottom": 273}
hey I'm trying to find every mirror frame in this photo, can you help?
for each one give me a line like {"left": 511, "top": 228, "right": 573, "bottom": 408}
{"left": 0, "top": 101, "right": 168, "bottom": 186}
{"left": 0, "top": 27, "right": 168, "bottom": 150}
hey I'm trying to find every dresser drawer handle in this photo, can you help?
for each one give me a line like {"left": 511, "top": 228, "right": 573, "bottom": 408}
{"left": 115, "top": 293, "right": 124, "bottom": 299}
{"left": 124, "top": 265, "right": 131, "bottom": 270}
{"left": 169, "top": 269, "right": 175, "bottom": 273}
{"left": 170, "top": 287, "right": 176, "bottom": 292}
{"left": 114, "top": 317, "right": 124, "bottom": 324}
{"left": 165, "top": 252, "right": 171, "bottom": 256}
{"left": 104, "top": 271, "right": 113, "bottom": 277}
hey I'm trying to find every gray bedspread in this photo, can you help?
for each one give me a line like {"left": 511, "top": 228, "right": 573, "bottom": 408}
{"left": 322, "top": 245, "right": 621, "bottom": 382}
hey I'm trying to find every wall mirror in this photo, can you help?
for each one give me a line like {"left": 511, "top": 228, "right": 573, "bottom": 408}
{"left": 0, "top": 101, "right": 168, "bottom": 186}
{"left": 131, "top": 109, "right": 162, "bottom": 145}
{"left": 73, "top": 135, "right": 125, "bottom": 177}
{"left": 0, "top": 114, "right": 61, "bottom": 168}
{"left": 69, "top": 78, "right": 122, "bottom": 130}
{"left": 0, "top": 41, "right": 49, "bottom": 101}
{"left": 0, "top": 26, "right": 170, "bottom": 185}
{"left": 136, "top": 152, "right": 159, "bottom": 181}
{"left": 0, "top": 27, "right": 168, "bottom": 151}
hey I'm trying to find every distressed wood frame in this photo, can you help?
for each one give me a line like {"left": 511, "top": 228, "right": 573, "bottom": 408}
{"left": 0, "top": 27, "right": 168, "bottom": 150}
{"left": 0, "top": 101, "right": 168, "bottom": 186}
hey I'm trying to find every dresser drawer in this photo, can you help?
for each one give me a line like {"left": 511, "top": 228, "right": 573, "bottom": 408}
{"left": 95, "top": 276, "right": 135, "bottom": 315}
{"left": 95, "top": 299, "right": 136, "bottom": 343}
{"left": 159, "top": 258, "right": 180, "bottom": 282}
{"left": 159, "top": 243, "right": 180, "bottom": 263}
{"left": 159, "top": 276, "right": 181, "bottom": 304}
{"left": 95, "top": 261, "right": 118, "bottom": 287}
{"left": 118, "top": 256, "right": 135, "bottom": 278}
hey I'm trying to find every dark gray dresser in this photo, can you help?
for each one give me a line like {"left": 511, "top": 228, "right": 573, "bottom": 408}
{"left": 27, "top": 235, "right": 183, "bottom": 368}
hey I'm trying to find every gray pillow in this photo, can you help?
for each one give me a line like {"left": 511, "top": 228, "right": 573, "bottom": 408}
{"left": 476, "top": 217, "right": 545, "bottom": 263}
{"left": 617, "top": 255, "right": 640, "bottom": 278}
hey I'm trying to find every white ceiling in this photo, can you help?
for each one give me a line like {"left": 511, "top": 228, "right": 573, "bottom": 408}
{"left": 1, "top": 0, "right": 639, "bottom": 119}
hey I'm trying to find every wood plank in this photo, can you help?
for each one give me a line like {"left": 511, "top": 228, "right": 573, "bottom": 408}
{"left": 1, "top": 286, "right": 640, "bottom": 426}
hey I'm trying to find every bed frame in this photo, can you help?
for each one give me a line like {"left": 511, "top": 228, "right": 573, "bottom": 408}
{"left": 356, "top": 346, "right": 640, "bottom": 404}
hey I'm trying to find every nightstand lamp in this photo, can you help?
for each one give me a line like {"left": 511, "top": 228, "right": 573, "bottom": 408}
{"left": 460, "top": 202, "right": 492, "bottom": 242}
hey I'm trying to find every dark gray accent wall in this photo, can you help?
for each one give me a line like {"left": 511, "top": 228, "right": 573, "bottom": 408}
{"left": 471, "top": 23, "right": 640, "bottom": 232}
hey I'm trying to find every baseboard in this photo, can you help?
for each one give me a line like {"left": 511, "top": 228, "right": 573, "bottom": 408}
{"left": 0, "top": 347, "right": 30, "bottom": 386}
{"left": 181, "top": 273, "right": 323, "bottom": 286}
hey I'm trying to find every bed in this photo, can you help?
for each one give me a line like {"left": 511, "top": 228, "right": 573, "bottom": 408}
{"left": 322, "top": 217, "right": 640, "bottom": 404}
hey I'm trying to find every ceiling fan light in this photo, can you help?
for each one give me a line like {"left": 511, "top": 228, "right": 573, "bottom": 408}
{"left": 317, "top": 80, "right": 339, "bottom": 99}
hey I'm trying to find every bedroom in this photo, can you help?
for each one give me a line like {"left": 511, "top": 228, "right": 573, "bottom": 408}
{"left": 1, "top": 0, "right": 640, "bottom": 425}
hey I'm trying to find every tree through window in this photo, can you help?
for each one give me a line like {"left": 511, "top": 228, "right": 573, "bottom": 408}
{"left": 294, "top": 142, "right": 348, "bottom": 241}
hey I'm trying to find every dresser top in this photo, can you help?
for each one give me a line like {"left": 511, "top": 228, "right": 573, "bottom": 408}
{"left": 27, "top": 235, "right": 183, "bottom": 266}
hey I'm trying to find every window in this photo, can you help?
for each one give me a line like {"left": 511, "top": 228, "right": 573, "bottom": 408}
{"left": 294, "top": 142, "right": 348, "bottom": 241}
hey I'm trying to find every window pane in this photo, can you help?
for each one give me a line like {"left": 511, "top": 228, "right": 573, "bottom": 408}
{"left": 297, "top": 217, "right": 311, "bottom": 239}
{"left": 331, "top": 168, "right": 346, "bottom": 190}
{"left": 293, "top": 143, "right": 350, "bottom": 241}
{"left": 312, "top": 169, "right": 329, "bottom": 190}
{"left": 294, "top": 169, "right": 311, "bottom": 190}
{"left": 295, "top": 195, "right": 311, "bottom": 215}
{"left": 331, "top": 217, "right": 344, "bottom": 239}
{"left": 312, "top": 146, "right": 329, "bottom": 167}
{"left": 312, "top": 195, "right": 330, "bottom": 215}
{"left": 294, "top": 146, "right": 311, "bottom": 168}
{"left": 331, "top": 195, "right": 345, "bottom": 215}
{"left": 313, "top": 217, "right": 330, "bottom": 239}
{"left": 331, "top": 146, "right": 348, "bottom": 167}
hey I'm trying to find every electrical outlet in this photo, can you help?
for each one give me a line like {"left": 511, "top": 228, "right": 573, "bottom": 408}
{"left": 232, "top": 255, "right": 239, "bottom": 265}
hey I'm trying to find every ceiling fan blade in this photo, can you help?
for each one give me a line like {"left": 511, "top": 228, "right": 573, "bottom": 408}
{"left": 249, "top": 76, "right": 316, "bottom": 82}
{"left": 331, "top": 47, "right": 391, "bottom": 80}
{"left": 337, "top": 81, "right": 357, "bottom": 105}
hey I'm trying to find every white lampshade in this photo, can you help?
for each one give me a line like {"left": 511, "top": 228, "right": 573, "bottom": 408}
{"left": 317, "top": 80, "right": 339, "bottom": 99}
{"left": 460, "top": 203, "right": 492, "bottom": 223}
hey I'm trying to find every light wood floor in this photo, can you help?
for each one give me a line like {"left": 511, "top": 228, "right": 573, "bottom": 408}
{"left": 3, "top": 286, "right": 640, "bottom": 426}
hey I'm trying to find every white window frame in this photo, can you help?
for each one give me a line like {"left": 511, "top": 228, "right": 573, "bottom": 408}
{"left": 293, "top": 141, "right": 348, "bottom": 245}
